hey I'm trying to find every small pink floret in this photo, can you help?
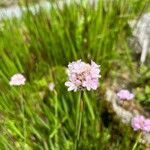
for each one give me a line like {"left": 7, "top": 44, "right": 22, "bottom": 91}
{"left": 117, "top": 89, "right": 134, "bottom": 100}
{"left": 9, "top": 73, "right": 26, "bottom": 86}
{"left": 65, "top": 60, "right": 101, "bottom": 91}
{"left": 131, "top": 115, "right": 150, "bottom": 132}
{"left": 48, "top": 82, "right": 55, "bottom": 91}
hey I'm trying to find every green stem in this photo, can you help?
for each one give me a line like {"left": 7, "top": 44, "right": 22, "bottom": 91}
{"left": 132, "top": 132, "right": 142, "bottom": 150}
{"left": 75, "top": 91, "right": 84, "bottom": 150}
{"left": 54, "top": 91, "right": 58, "bottom": 149}
{"left": 20, "top": 87, "right": 26, "bottom": 149}
{"left": 77, "top": 109, "right": 83, "bottom": 140}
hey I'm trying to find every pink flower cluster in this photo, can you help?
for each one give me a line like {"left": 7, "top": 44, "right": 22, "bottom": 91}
{"left": 65, "top": 60, "right": 101, "bottom": 91}
{"left": 131, "top": 115, "right": 150, "bottom": 132}
{"left": 9, "top": 73, "right": 26, "bottom": 86}
{"left": 117, "top": 89, "right": 134, "bottom": 100}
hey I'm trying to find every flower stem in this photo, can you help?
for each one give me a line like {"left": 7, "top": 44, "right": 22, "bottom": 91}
{"left": 75, "top": 91, "right": 84, "bottom": 150}
{"left": 20, "top": 88, "right": 26, "bottom": 149}
{"left": 132, "top": 132, "right": 142, "bottom": 150}
{"left": 54, "top": 91, "right": 58, "bottom": 149}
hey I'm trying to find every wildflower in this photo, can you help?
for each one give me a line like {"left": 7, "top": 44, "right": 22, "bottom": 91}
{"left": 131, "top": 115, "right": 150, "bottom": 132}
{"left": 9, "top": 73, "right": 26, "bottom": 86}
{"left": 143, "top": 119, "right": 150, "bottom": 132}
{"left": 65, "top": 60, "right": 101, "bottom": 91}
{"left": 48, "top": 82, "right": 55, "bottom": 91}
{"left": 117, "top": 89, "right": 134, "bottom": 100}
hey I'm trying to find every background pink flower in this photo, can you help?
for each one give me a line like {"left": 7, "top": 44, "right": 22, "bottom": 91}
{"left": 142, "top": 119, "right": 150, "bottom": 132}
{"left": 65, "top": 60, "right": 100, "bottom": 91}
{"left": 131, "top": 115, "right": 150, "bottom": 132}
{"left": 117, "top": 89, "right": 134, "bottom": 100}
{"left": 9, "top": 73, "right": 26, "bottom": 86}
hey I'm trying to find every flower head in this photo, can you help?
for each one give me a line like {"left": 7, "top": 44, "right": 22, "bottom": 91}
{"left": 9, "top": 73, "right": 26, "bottom": 86}
{"left": 48, "top": 82, "right": 55, "bottom": 91}
{"left": 131, "top": 115, "right": 150, "bottom": 132}
{"left": 65, "top": 60, "right": 101, "bottom": 91}
{"left": 117, "top": 89, "right": 134, "bottom": 100}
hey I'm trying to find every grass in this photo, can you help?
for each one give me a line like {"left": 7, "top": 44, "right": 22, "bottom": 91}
{"left": 0, "top": 0, "right": 149, "bottom": 149}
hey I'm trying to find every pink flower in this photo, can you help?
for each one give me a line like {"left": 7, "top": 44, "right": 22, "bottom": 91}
{"left": 117, "top": 89, "right": 134, "bottom": 100}
{"left": 143, "top": 119, "right": 150, "bottom": 132}
{"left": 48, "top": 82, "right": 55, "bottom": 91}
{"left": 65, "top": 60, "right": 101, "bottom": 91}
{"left": 131, "top": 115, "right": 150, "bottom": 132}
{"left": 9, "top": 73, "right": 26, "bottom": 86}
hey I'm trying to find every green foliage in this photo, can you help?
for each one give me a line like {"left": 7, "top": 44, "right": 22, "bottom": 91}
{"left": 133, "top": 65, "right": 150, "bottom": 112}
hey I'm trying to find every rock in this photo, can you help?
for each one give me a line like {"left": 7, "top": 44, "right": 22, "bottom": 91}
{"left": 0, "top": 0, "right": 17, "bottom": 7}
{"left": 0, "top": 0, "right": 47, "bottom": 8}
{"left": 129, "top": 13, "right": 150, "bottom": 63}
{"left": 0, "top": 1, "right": 51, "bottom": 20}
